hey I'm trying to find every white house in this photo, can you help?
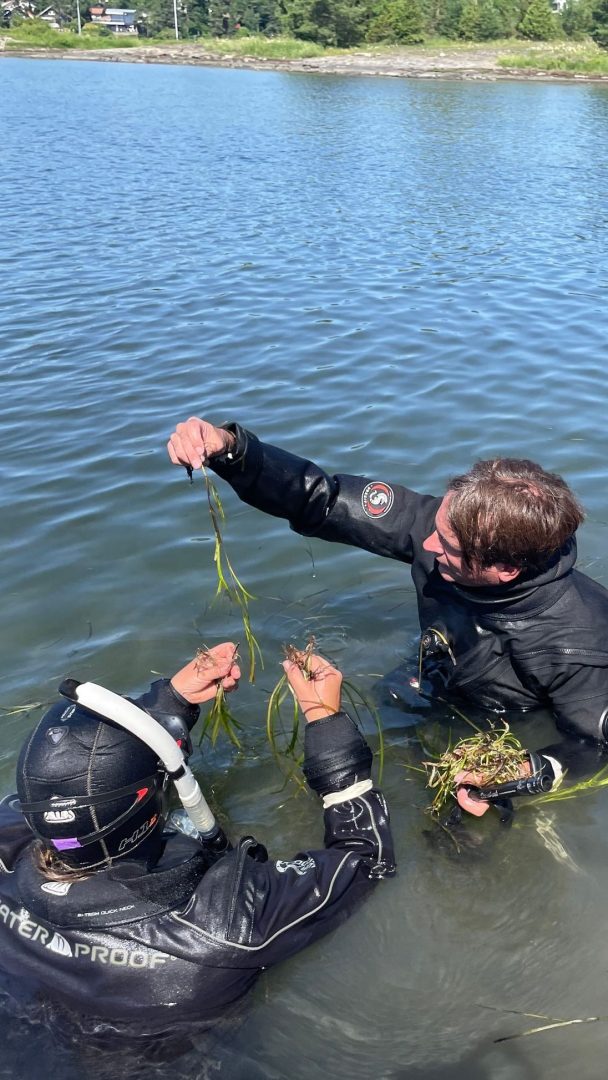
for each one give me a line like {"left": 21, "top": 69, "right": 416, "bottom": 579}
{"left": 37, "top": 4, "right": 62, "bottom": 27}
{"left": 1, "top": 0, "right": 37, "bottom": 23}
{"left": 89, "top": 5, "right": 137, "bottom": 31}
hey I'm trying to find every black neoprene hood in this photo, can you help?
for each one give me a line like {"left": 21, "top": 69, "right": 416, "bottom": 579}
{"left": 17, "top": 697, "right": 166, "bottom": 869}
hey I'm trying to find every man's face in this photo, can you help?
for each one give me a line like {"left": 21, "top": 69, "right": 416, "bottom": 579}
{"left": 422, "top": 494, "right": 520, "bottom": 587}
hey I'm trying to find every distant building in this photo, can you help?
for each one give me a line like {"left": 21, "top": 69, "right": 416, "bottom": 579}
{"left": 37, "top": 4, "right": 63, "bottom": 27}
{"left": 551, "top": 0, "right": 568, "bottom": 10}
{"left": 1, "top": 0, "right": 36, "bottom": 25}
{"left": 89, "top": 5, "right": 137, "bottom": 31}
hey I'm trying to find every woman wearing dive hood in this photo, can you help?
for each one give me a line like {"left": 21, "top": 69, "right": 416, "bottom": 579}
{"left": 0, "top": 642, "right": 394, "bottom": 1034}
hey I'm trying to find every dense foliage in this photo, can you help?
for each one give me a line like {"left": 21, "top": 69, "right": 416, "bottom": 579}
{"left": 5, "top": 0, "right": 608, "bottom": 50}
{"left": 590, "top": 0, "right": 608, "bottom": 44}
{"left": 177, "top": 0, "right": 608, "bottom": 46}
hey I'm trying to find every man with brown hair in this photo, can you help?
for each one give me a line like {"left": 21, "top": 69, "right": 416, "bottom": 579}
{"left": 167, "top": 417, "right": 608, "bottom": 816}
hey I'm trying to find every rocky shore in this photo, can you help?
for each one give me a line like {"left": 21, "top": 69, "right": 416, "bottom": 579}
{"left": 3, "top": 41, "right": 608, "bottom": 81}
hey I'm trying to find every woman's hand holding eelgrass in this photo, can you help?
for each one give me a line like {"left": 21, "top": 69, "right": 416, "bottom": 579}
{"left": 283, "top": 654, "right": 342, "bottom": 724}
{"left": 171, "top": 643, "right": 241, "bottom": 705}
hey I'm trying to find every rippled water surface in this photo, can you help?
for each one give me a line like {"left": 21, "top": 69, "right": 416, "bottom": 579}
{"left": 3, "top": 55, "right": 608, "bottom": 1079}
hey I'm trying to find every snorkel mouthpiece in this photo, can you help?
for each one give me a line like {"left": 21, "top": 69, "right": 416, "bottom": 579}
{"left": 59, "top": 679, "right": 225, "bottom": 843}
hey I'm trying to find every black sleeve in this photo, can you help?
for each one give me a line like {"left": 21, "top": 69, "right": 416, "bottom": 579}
{"left": 548, "top": 666, "right": 608, "bottom": 746}
{"left": 182, "top": 713, "right": 395, "bottom": 970}
{"left": 230, "top": 833, "right": 392, "bottom": 969}
{"left": 210, "top": 424, "right": 438, "bottom": 564}
{"left": 522, "top": 664, "right": 608, "bottom": 786}
{"left": 533, "top": 740, "right": 606, "bottom": 785}
{"left": 303, "top": 710, "right": 395, "bottom": 876}
{"left": 133, "top": 679, "right": 200, "bottom": 751}
{"left": 524, "top": 666, "right": 608, "bottom": 789}
{"left": 303, "top": 711, "right": 373, "bottom": 794}
{"left": 518, "top": 653, "right": 608, "bottom": 749}
{"left": 218, "top": 779, "right": 394, "bottom": 969}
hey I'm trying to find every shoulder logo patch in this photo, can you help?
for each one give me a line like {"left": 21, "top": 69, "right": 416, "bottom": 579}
{"left": 41, "top": 881, "right": 73, "bottom": 896}
{"left": 361, "top": 482, "right": 394, "bottom": 519}
{"left": 275, "top": 857, "right": 315, "bottom": 876}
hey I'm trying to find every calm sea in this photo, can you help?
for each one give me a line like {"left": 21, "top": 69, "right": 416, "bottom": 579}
{"left": 2, "top": 55, "right": 608, "bottom": 1079}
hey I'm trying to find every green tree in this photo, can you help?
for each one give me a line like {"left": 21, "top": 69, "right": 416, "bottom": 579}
{"left": 284, "top": 0, "right": 367, "bottom": 45}
{"left": 433, "top": 0, "right": 463, "bottom": 37}
{"left": 256, "top": 0, "right": 282, "bottom": 32}
{"left": 590, "top": 0, "right": 608, "bottom": 44}
{"left": 185, "top": 0, "right": 210, "bottom": 34}
{"left": 518, "top": 0, "right": 557, "bottom": 38}
{"left": 477, "top": 0, "right": 503, "bottom": 36}
{"left": 52, "top": 0, "right": 81, "bottom": 23}
{"left": 367, "top": 0, "right": 425, "bottom": 41}
{"left": 499, "top": 0, "right": 523, "bottom": 35}
{"left": 561, "top": 0, "right": 593, "bottom": 35}
{"left": 457, "top": 0, "right": 480, "bottom": 36}
{"left": 139, "top": 0, "right": 178, "bottom": 33}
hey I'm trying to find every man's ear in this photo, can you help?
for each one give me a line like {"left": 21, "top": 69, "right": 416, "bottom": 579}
{"left": 496, "top": 565, "right": 521, "bottom": 583}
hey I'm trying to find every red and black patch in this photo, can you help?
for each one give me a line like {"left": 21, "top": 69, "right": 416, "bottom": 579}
{"left": 361, "top": 482, "right": 394, "bottom": 519}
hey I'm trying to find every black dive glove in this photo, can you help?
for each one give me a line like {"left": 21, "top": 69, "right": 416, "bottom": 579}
{"left": 303, "top": 711, "right": 373, "bottom": 797}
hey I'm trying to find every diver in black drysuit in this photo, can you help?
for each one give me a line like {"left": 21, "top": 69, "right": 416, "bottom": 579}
{"left": 176, "top": 421, "right": 608, "bottom": 799}
{"left": 0, "top": 645, "right": 394, "bottom": 1033}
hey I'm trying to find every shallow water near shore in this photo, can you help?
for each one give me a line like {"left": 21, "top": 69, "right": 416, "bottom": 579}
{"left": 2, "top": 55, "right": 608, "bottom": 1078}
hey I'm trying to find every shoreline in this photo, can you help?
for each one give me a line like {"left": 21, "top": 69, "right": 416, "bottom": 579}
{"left": 3, "top": 42, "right": 608, "bottom": 82}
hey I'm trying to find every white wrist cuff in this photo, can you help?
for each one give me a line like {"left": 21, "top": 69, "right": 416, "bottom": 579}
{"left": 322, "top": 779, "right": 373, "bottom": 809}
{"left": 542, "top": 754, "right": 564, "bottom": 787}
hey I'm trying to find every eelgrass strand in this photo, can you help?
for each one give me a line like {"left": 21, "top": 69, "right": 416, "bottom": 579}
{"left": 341, "top": 680, "right": 385, "bottom": 784}
{"left": 0, "top": 701, "right": 47, "bottom": 714}
{"left": 265, "top": 673, "right": 307, "bottom": 790}
{"left": 265, "top": 654, "right": 385, "bottom": 786}
{"left": 201, "top": 465, "right": 262, "bottom": 683}
{"left": 521, "top": 763, "right": 608, "bottom": 806}
{"left": 495, "top": 1016, "right": 604, "bottom": 1043}
{"left": 199, "top": 683, "right": 243, "bottom": 749}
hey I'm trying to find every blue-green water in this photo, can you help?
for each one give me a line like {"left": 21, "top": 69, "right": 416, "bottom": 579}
{"left": 2, "top": 55, "right": 608, "bottom": 1079}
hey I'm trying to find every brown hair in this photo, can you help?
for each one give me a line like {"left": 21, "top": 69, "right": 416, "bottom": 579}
{"left": 446, "top": 458, "right": 585, "bottom": 572}
{"left": 32, "top": 841, "right": 92, "bottom": 883}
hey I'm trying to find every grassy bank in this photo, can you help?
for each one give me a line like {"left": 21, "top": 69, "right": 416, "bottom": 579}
{"left": 4, "top": 21, "right": 139, "bottom": 48}
{"left": 499, "top": 40, "right": 608, "bottom": 75}
{"left": 184, "top": 35, "right": 329, "bottom": 59}
{"left": 3, "top": 24, "right": 329, "bottom": 57}
{"left": 4, "top": 25, "right": 608, "bottom": 77}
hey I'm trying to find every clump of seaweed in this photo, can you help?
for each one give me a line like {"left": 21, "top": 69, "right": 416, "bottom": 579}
{"left": 196, "top": 644, "right": 243, "bottom": 749}
{"left": 423, "top": 722, "right": 528, "bottom": 816}
{"left": 198, "top": 463, "right": 263, "bottom": 684}
{"left": 266, "top": 636, "right": 385, "bottom": 785}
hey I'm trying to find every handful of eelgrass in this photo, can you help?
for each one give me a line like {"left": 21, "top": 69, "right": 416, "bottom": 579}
{"left": 199, "top": 464, "right": 262, "bottom": 684}
{"left": 423, "top": 722, "right": 528, "bottom": 816}
{"left": 196, "top": 644, "right": 243, "bottom": 749}
{"left": 266, "top": 637, "right": 385, "bottom": 786}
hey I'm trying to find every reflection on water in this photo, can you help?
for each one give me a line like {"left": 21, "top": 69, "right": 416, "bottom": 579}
{"left": 2, "top": 56, "right": 608, "bottom": 1078}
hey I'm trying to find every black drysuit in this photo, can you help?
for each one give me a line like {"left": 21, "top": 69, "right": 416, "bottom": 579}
{"left": 0, "top": 679, "right": 394, "bottom": 1031}
{"left": 210, "top": 425, "right": 608, "bottom": 758}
